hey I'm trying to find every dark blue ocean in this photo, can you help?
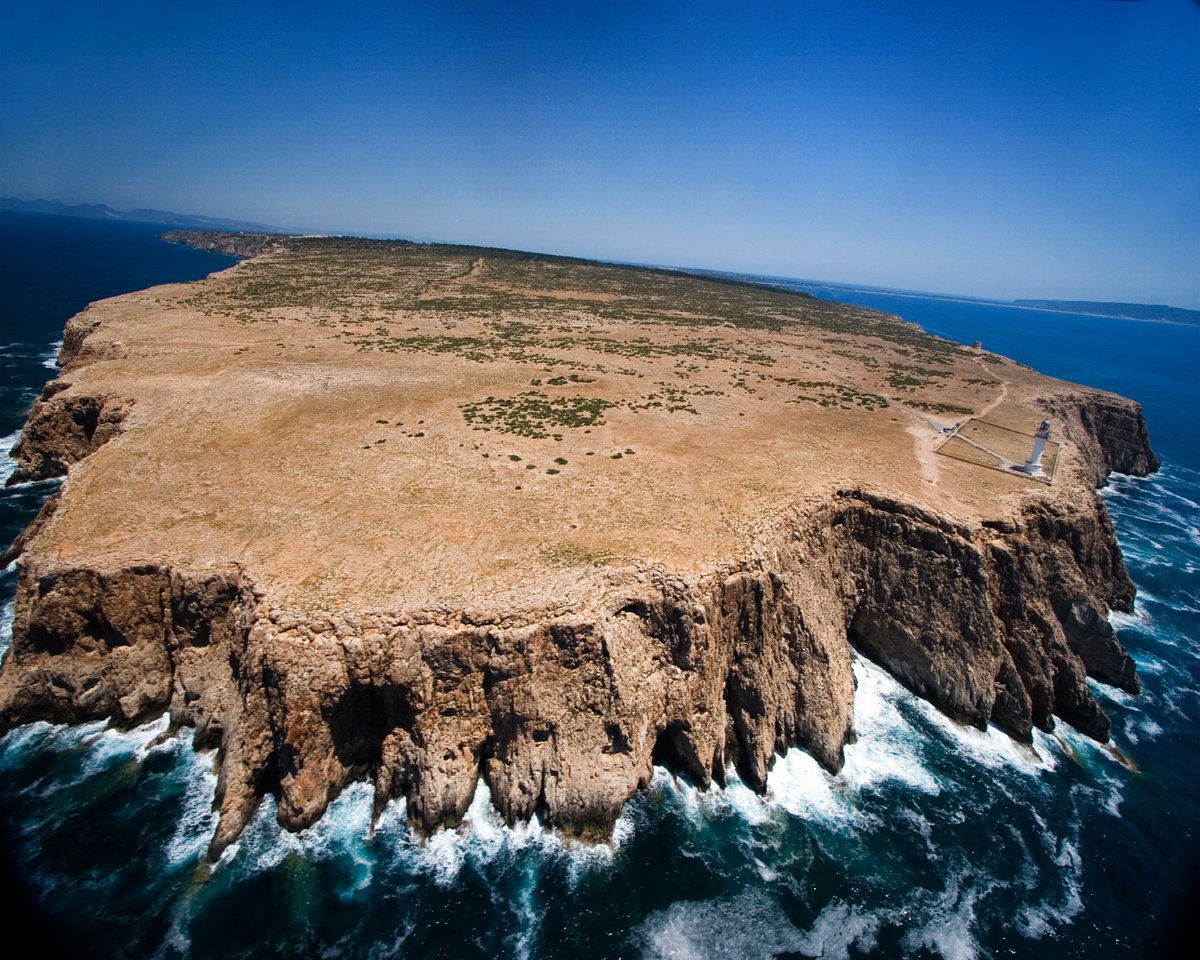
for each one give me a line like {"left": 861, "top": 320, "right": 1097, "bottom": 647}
{"left": 1, "top": 212, "right": 1198, "bottom": 959}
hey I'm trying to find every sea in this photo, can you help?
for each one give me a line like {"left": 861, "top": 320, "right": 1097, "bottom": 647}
{"left": 1, "top": 210, "right": 1197, "bottom": 960}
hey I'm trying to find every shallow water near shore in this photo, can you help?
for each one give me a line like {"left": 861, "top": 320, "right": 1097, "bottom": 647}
{"left": 1, "top": 213, "right": 1198, "bottom": 958}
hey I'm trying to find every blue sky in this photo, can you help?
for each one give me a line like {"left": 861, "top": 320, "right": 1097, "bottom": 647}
{"left": 2, "top": 1, "right": 1197, "bottom": 306}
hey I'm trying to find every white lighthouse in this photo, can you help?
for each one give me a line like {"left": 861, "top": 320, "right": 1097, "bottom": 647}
{"left": 1020, "top": 419, "right": 1052, "bottom": 475}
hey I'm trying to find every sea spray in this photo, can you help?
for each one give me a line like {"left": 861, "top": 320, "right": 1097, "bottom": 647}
{"left": 41, "top": 339, "right": 62, "bottom": 369}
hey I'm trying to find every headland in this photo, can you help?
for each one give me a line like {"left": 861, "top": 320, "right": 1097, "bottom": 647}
{"left": 0, "top": 233, "right": 1157, "bottom": 854}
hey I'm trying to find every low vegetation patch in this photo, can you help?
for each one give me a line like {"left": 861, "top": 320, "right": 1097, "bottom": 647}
{"left": 460, "top": 392, "right": 617, "bottom": 438}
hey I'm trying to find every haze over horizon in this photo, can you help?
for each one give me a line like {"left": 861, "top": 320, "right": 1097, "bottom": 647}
{"left": 2, "top": 1, "right": 1197, "bottom": 308}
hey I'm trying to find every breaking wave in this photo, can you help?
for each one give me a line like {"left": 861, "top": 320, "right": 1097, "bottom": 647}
{"left": 0, "top": 428, "right": 21, "bottom": 485}
{"left": 42, "top": 339, "right": 62, "bottom": 369}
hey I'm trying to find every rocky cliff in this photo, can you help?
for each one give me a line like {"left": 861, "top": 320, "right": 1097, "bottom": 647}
{"left": 0, "top": 403, "right": 1152, "bottom": 856}
{"left": 0, "top": 236, "right": 1158, "bottom": 857}
{"left": 160, "top": 230, "right": 286, "bottom": 259}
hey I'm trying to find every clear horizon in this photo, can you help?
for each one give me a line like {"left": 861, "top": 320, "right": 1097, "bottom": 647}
{"left": 2, "top": 1, "right": 1197, "bottom": 308}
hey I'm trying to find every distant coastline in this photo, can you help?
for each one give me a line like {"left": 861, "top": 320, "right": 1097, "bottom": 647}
{"left": 1013, "top": 299, "right": 1200, "bottom": 327}
{"left": 0, "top": 196, "right": 285, "bottom": 233}
{"left": 681, "top": 271, "right": 1200, "bottom": 327}
{"left": 7, "top": 200, "right": 1195, "bottom": 327}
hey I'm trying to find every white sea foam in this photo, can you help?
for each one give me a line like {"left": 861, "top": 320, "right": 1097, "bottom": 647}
{"left": 1133, "top": 499, "right": 1193, "bottom": 532}
{"left": 223, "top": 775, "right": 629, "bottom": 900}
{"left": 364, "top": 931, "right": 411, "bottom": 960}
{"left": 766, "top": 748, "right": 865, "bottom": 830}
{"left": 1159, "top": 487, "right": 1200, "bottom": 512}
{"left": 668, "top": 657, "right": 1052, "bottom": 842}
{"left": 1013, "top": 825, "right": 1084, "bottom": 940}
{"left": 0, "top": 714, "right": 177, "bottom": 802}
{"left": 75, "top": 712, "right": 172, "bottom": 776}
{"left": 0, "top": 428, "right": 21, "bottom": 483}
{"left": 0, "top": 597, "right": 14, "bottom": 658}
{"left": 638, "top": 890, "right": 808, "bottom": 960}
{"left": 1015, "top": 871, "right": 1082, "bottom": 938}
{"left": 840, "top": 659, "right": 941, "bottom": 794}
{"left": 789, "top": 872, "right": 999, "bottom": 960}
{"left": 163, "top": 743, "right": 220, "bottom": 867}
{"left": 658, "top": 764, "right": 775, "bottom": 831}
{"left": 1099, "top": 775, "right": 1125, "bottom": 817}
{"left": 1110, "top": 605, "right": 1155, "bottom": 632}
{"left": 1086, "top": 677, "right": 1138, "bottom": 708}
{"left": 895, "top": 805, "right": 946, "bottom": 863}
{"left": 1161, "top": 683, "right": 1200, "bottom": 721}
{"left": 899, "top": 872, "right": 987, "bottom": 960}
{"left": 1129, "top": 650, "right": 1167, "bottom": 674}
{"left": 716, "top": 774, "right": 775, "bottom": 828}
{"left": 974, "top": 722, "right": 1058, "bottom": 774}
{"left": 507, "top": 858, "right": 546, "bottom": 960}
{"left": 854, "top": 658, "right": 1060, "bottom": 779}
{"left": 793, "top": 899, "right": 884, "bottom": 960}
{"left": 1134, "top": 717, "right": 1163, "bottom": 740}
{"left": 217, "top": 782, "right": 375, "bottom": 883}
{"left": 1052, "top": 722, "right": 1129, "bottom": 816}
{"left": 1131, "top": 585, "right": 1165, "bottom": 608}
{"left": 153, "top": 905, "right": 195, "bottom": 960}
{"left": 42, "top": 339, "right": 62, "bottom": 368}
{"left": 0, "top": 720, "right": 69, "bottom": 773}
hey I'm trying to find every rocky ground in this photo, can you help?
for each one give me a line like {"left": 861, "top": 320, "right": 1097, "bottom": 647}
{"left": 0, "top": 234, "right": 1156, "bottom": 854}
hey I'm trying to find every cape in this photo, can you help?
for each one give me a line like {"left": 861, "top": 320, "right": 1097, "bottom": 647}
{"left": 0, "top": 233, "right": 1157, "bottom": 856}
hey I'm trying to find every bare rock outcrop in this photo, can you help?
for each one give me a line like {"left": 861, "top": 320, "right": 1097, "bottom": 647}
{"left": 1039, "top": 391, "right": 1160, "bottom": 483}
{"left": 5, "top": 386, "right": 129, "bottom": 485}
{"left": 0, "top": 541, "right": 860, "bottom": 856}
{"left": 161, "top": 230, "right": 286, "bottom": 260}
{"left": 833, "top": 488, "right": 1137, "bottom": 746}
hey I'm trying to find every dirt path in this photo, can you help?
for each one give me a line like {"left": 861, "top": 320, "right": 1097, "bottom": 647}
{"left": 906, "top": 421, "right": 943, "bottom": 486}
{"left": 418, "top": 256, "right": 485, "bottom": 300}
{"left": 975, "top": 357, "right": 1011, "bottom": 419}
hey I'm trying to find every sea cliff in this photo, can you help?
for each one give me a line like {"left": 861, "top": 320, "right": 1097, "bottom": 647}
{"left": 0, "top": 234, "right": 1156, "bottom": 855}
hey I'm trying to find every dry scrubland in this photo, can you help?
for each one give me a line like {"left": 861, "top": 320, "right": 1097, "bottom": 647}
{"left": 30, "top": 236, "right": 1077, "bottom": 613}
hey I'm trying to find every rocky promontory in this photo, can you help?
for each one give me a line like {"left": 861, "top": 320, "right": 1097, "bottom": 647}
{"left": 0, "top": 235, "right": 1156, "bottom": 855}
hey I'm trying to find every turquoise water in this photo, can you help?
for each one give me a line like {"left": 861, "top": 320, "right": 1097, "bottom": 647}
{"left": 1, "top": 217, "right": 1197, "bottom": 958}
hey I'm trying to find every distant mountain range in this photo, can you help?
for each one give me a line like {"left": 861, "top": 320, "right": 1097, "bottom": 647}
{"left": 0, "top": 196, "right": 285, "bottom": 233}
{"left": 1014, "top": 299, "right": 1200, "bottom": 326}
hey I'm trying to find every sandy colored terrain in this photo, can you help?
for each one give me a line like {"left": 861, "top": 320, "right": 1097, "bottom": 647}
{"left": 22, "top": 238, "right": 1090, "bottom": 616}
{"left": 0, "top": 235, "right": 1157, "bottom": 849}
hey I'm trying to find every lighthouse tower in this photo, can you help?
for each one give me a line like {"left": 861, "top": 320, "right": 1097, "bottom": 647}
{"left": 1020, "top": 419, "right": 1052, "bottom": 475}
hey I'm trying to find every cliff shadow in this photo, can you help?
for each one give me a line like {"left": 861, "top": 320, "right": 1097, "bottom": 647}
{"left": 322, "top": 683, "right": 416, "bottom": 775}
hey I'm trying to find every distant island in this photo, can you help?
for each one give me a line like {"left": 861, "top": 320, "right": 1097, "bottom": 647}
{"left": 1014, "top": 299, "right": 1200, "bottom": 326}
{"left": 0, "top": 196, "right": 284, "bottom": 233}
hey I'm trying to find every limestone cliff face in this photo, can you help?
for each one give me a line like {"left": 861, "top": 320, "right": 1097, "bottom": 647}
{"left": 5, "top": 310, "right": 132, "bottom": 486}
{"left": 0, "top": 388, "right": 1155, "bottom": 856}
{"left": 5, "top": 383, "right": 128, "bottom": 485}
{"left": 0, "top": 547, "right": 857, "bottom": 855}
{"left": 161, "top": 230, "right": 284, "bottom": 259}
{"left": 1039, "top": 391, "right": 1160, "bottom": 483}
{"left": 833, "top": 489, "right": 1137, "bottom": 746}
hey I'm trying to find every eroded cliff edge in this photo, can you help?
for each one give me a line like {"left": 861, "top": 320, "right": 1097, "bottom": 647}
{"left": 0, "top": 237, "right": 1157, "bottom": 857}
{"left": 0, "top": 399, "right": 1154, "bottom": 857}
